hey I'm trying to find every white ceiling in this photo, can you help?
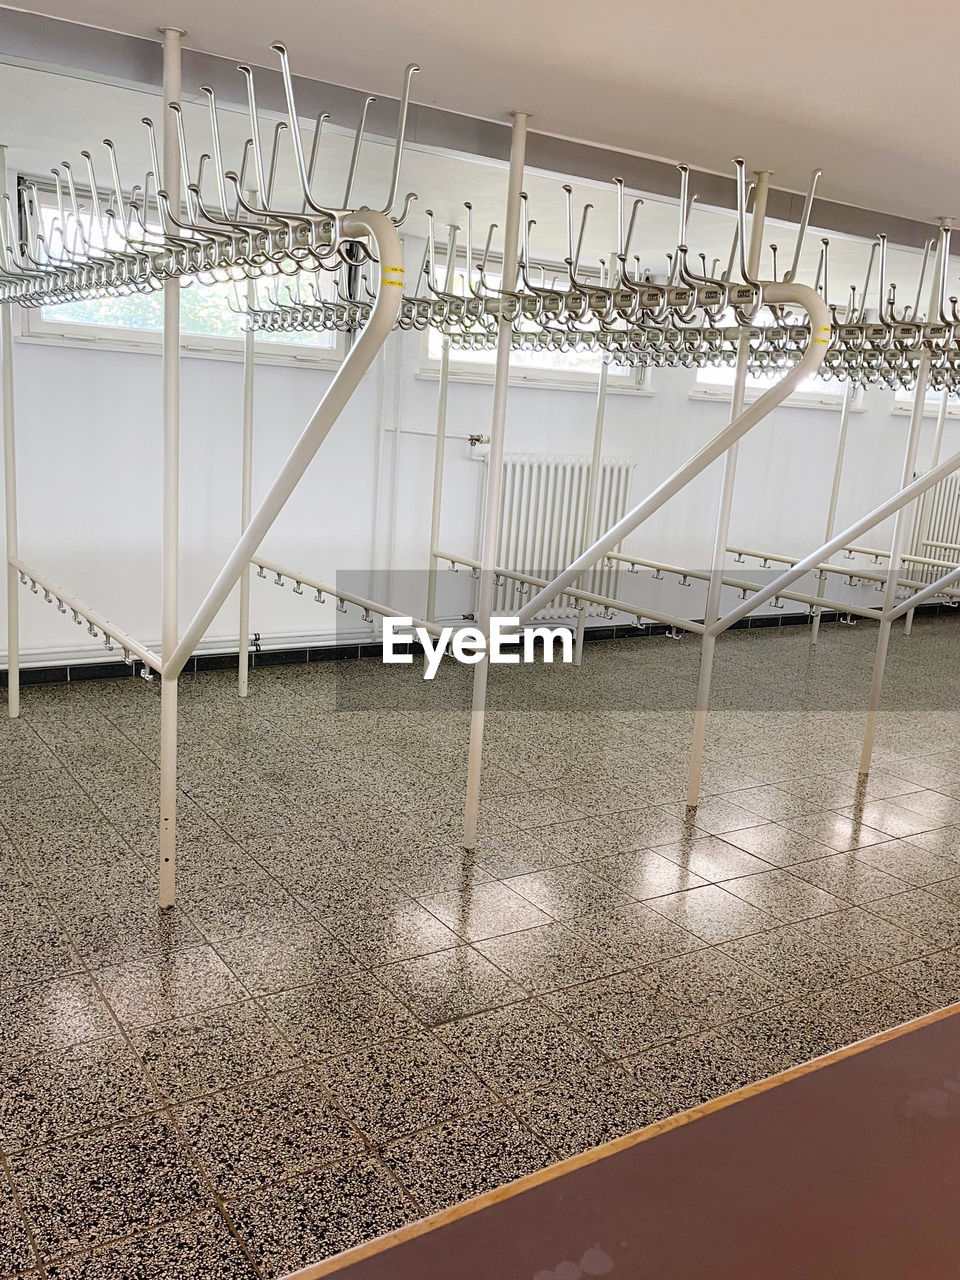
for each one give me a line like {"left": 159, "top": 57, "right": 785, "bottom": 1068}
{"left": 6, "top": 0, "right": 959, "bottom": 224}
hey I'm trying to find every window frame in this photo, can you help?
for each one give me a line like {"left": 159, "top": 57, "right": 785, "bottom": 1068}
{"left": 417, "top": 326, "right": 655, "bottom": 394}
{"left": 16, "top": 175, "right": 346, "bottom": 369}
{"left": 690, "top": 363, "right": 858, "bottom": 411}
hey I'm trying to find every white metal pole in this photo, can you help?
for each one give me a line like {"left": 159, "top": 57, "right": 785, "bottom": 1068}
{"left": 858, "top": 354, "right": 932, "bottom": 776}
{"left": 238, "top": 275, "right": 255, "bottom": 697}
{"left": 462, "top": 110, "right": 528, "bottom": 852}
{"left": 425, "top": 226, "right": 458, "bottom": 629}
{"left": 573, "top": 349, "right": 611, "bottom": 666}
{"left": 517, "top": 282, "right": 831, "bottom": 625}
{"left": 159, "top": 27, "right": 184, "bottom": 910}
{"left": 810, "top": 379, "right": 853, "bottom": 645}
{"left": 166, "top": 210, "right": 404, "bottom": 679}
{"left": 859, "top": 227, "right": 948, "bottom": 779}
{"left": 425, "top": 336, "right": 450, "bottom": 624}
{"left": 686, "top": 170, "right": 770, "bottom": 808}
{"left": 903, "top": 386, "right": 948, "bottom": 636}
{"left": 0, "top": 145, "right": 18, "bottom": 719}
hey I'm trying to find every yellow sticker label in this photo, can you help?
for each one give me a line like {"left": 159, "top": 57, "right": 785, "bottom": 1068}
{"left": 384, "top": 266, "right": 404, "bottom": 275}
{"left": 382, "top": 280, "right": 404, "bottom": 287}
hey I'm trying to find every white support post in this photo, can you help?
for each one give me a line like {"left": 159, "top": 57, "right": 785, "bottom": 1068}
{"left": 904, "top": 386, "right": 948, "bottom": 636}
{"left": 810, "top": 379, "right": 853, "bottom": 645}
{"left": 573, "top": 348, "right": 611, "bottom": 666}
{"left": 424, "top": 334, "right": 450, "bottom": 627}
{"left": 686, "top": 170, "right": 770, "bottom": 809}
{"left": 424, "top": 226, "right": 458, "bottom": 631}
{"left": 0, "top": 146, "right": 18, "bottom": 719}
{"left": 858, "top": 225, "right": 948, "bottom": 780}
{"left": 462, "top": 110, "right": 528, "bottom": 852}
{"left": 159, "top": 27, "right": 184, "bottom": 910}
{"left": 858, "top": 353, "right": 932, "bottom": 777}
{"left": 238, "top": 276, "right": 255, "bottom": 697}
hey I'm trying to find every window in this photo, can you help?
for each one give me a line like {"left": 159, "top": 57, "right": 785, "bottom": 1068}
{"left": 418, "top": 262, "right": 651, "bottom": 392}
{"left": 892, "top": 386, "right": 959, "bottom": 417}
{"left": 18, "top": 183, "right": 343, "bottom": 365}
{"left": 692, "top": 362, "right": 850, "bottom": 410}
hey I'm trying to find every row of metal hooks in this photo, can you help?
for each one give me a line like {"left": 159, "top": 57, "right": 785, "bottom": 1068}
{"left": 0, "top": 43, "right": 420, "bottom": 307}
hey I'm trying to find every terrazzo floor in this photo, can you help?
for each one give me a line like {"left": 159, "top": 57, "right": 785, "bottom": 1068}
{"left": 1, "top": 613, "right": 960, "bottom": 1277}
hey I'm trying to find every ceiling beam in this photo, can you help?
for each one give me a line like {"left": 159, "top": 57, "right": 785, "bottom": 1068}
{"left": 0, "top": 4, "right": 935, "bottom": 250}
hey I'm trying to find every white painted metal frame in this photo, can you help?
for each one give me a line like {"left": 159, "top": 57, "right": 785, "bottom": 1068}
{"left": 1, "top": 35, "right": 407, "bottom": 913}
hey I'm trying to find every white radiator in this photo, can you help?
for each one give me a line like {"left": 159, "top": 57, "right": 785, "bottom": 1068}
{"left": 494, "top": 453, "right": 633, "bottom": 617}
{"left": 911, "top": 472, "right": 960, "bottom": 581}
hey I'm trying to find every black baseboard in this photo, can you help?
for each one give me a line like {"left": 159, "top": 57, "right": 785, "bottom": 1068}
{"left": 2, "top": 602, "right": 956, "bottom": 688}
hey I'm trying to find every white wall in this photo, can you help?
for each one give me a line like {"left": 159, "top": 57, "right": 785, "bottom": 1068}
{"left": 2, "top": 316, "right": 957, "bottom": 667}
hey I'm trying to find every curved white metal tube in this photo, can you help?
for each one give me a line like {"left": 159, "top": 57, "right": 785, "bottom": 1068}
{"left": 516, "top": 282, "right": 832, "bottom": 625}
{"left": 164, "top": 210, "right": 403, "bottom": 681}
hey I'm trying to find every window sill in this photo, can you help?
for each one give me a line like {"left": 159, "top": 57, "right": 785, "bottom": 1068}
{"left": 416, "top": 366, "right": 655, "bottom": 396}
{"left": 16, "top": 330, "right": 342, "bottom": 370}
{"left": 688, "top": 387, "right": 856, "bottom": 412}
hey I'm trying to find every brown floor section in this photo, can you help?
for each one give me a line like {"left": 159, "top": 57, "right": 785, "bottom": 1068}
{"left": 294, "top": 1002, "right": 960, "bottom": 1280}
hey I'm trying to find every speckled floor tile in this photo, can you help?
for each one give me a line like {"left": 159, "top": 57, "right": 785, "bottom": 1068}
{"left": 904, "top": 826, "right": 960, "bottom": 860}
{"left": 541, "top": 970, "right": 695, "bottom": 1058}
{"left": 61, "top": 904, "right": 205, "bottom": 967}
{"left": 626, "top": 1026, "right": 758, "bottom": 1121}
{"left": 585, "top": 848, "right": 708, "bottom": 901}
{"left": 327, "top": 902, "right": 462, "bottom": 967}
{"left": 727, "top": 1000, "right": 848, "bottom": 1073}
{"left": 729, "top": 785, "right": 808, "bottom": 821}
{"left": 313, "top": 1032, "right": 492, "bottom": 1145}
{"left": 787, "top": 852, "right": 912, "bottom": 904}
{"left": 510, "top": 1063, "right": 655, "bottom": 1159}
{"left": 680, "top": 797, "right": 764, "bottom": 836}
{"left": 96, "top": 947, "right": 247, "bottom": 1027}
{"left": 42, "top": 1211, "right": 256, "bottom": 1279}
{"left": 721, "top": 869, "right": 846, "bottom": 922}
{"left": 891, "top": 790, "right": 960, "bottom": 826}
{"left": 642, "top": 947, "right": 782, "bottom": 1026}
{"left": 215, "top": 923, "right": 357, "bottom": 996}
{"left": 799, "top": 906, "right": 931, "bottom": 970}
{"left": 779, "top": 812, "right": 890, "bottom": 853}
{"left": 646, "top": 884, "right": 774, "bottom": 944}
{"left": 600, "top": 807, "right": 690, "bottom": 852}
{"left": 502, "top": 865, "right": 637, "bottom": 919}
{"left": 258, "top": 971, "right": 419, "bottom": 1060}
{"left": 0, "top": 1176, "right": 36, "bottom": 1277}
{"left": 852, "top": 839, "right": 960, "bottom": 886}
{"left": 810, "top": 973, "right": 930, "bottom": 1042}
{"left": 473, "top": 828, "right": 572, "bottom": 878}
{"left": 473, "top": 921, "right": 622, "bottom": 993}
{"left": 887, "top": 950, "right": 960, "bottom": 1009}
{"left": 383, "top": 1104, "right": 549, "bottom": 1215}
{"left": 374, "top": 945, "right": 525, "bottom": 1025}
{"left": 0, "top": 975, "right": 114, "bottom": 1065}
{"left": 0, "top": 923, "right": 84, "bottom": 992}
{"left": 861, "top": 889, "right": 960, "bottom": 949}
{"left": 228, "top": 1155, "right": 416, "bottom": 1280}
{"left": 0, "top": 1033, "right": 158, "bottom": 1153}
{"left": 182, "top": 879, "right": 316, "bottom": 944}
{"left": 834, "top": 799, "right": 946, "bottom": 840}
{"left": 655, "top": 836, "right": 774, "bottom": 882}
{"left": 131, "top": 1000, "right": 296, "bottom": 1102}
{"left": 569, "top": 900, "right": 703, "bottom": 969}
{"left": 417, "top": 882, "right": 552, "bottom": 942}
{"left": 720, "top": 823, "right": 835, "bottom": 866}
{"left": 435, "top": 999, "right": 603, "bottom": 1096}
{"left": 10, "top": 1114, "right": 207, "bottom": 1262}
{"left": 176, "top": 1069, "right": 363, "bottom": 1198}
{"left": 719, "top": 921, "right": 862, "bottom": 997}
